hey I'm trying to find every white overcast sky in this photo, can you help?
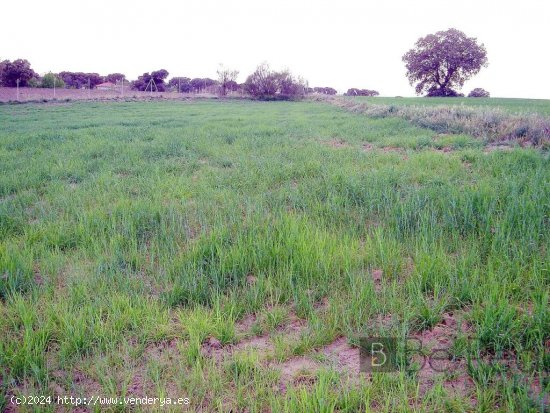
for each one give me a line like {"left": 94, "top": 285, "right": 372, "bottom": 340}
{"left": 2, "top": 0, "right": 549, "bottom": 98}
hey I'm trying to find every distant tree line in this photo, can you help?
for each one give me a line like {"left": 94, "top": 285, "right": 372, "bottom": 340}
{"left": 344, "top": 88, "right": 379, "bottom": 96}
{"left": 1, "top": 29, "right": 492, "bottom": 99}
{"left": 306, "top": 87, "right": 337, "bottom": 95}
{"left": 59, "top": 72, "right": 103, "bottom": 89}
{"left": 166, "top": 77, "right": 221, "bottom": 94}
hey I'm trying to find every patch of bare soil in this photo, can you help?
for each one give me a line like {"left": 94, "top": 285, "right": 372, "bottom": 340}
{"left": 381, "top": 146, "right": 406, "bottom": 153}
{"left": 321, "top": 336, "right": 360, "bottom": 374}
{"left": 528, "top": 376, "right": 549, "bottom": 407}
{"left": 271, "top": 335, "right": 362, "bottom": 392}
{"left": 369, "top": 312, "right": 397, "bottom": 332}
{"left": 313, "top": 296, "right": 329, "bottom": 311}
{"left": 201, "top": 311, "right": 308, "bottom": 366}
{"left": 72, "top": 370, "right": 102, "bottom": 394}
{"left": 126, "top": 371, "right": 148, "bottom": 398}
{"left": 323, "top": 139, "right": 350, "bottom": 148}
{"left": 371, "top": 268, "right": 383, "bottom": 293}
{"left": 51, "top": 368, "right": 104, "bottom": 397}
{"left": 200, "top": 310, "right": 363, "bottom": 389}
{"left": 134, "top": 339, "right": 182, "bottom": 393}
{"left": 239, "top": 335, "right": 274, "bottom": 351}
{"left": 432, "top": 146, "right": 453, "bottom": 153}
{"left": 280, "top": 313, "right": 308, "bottom": 335}
{"left": 236, "top": 313, "right": 257, "bottom": 334}
{"left": 201, "top": 336, "right": 226, "bottom": 361}
{"left": 518, "top": 139, "right": 537, "bottom": 148}
{"left": 362, "top": 143, "right": 374, "bottom": 151}
{"left": 33, "top": 264, "right": 44, "bottom": 286}
{"left": 277, "top": 357, "right": 321, "bottom": 388}
{"left": 410, "top": 312, "right": 476, "bottom": 401}
{"left": 404, "top": 256, "right": 415, "bottom": 277}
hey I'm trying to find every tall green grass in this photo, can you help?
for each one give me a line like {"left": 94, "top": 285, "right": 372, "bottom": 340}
{"left": 0, "top": 100, "right": 548, "bottom": 411}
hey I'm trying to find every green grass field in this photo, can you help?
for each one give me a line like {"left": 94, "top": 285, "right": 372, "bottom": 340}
{"left": 0, "top": 100, "right": 548, "bottom": 412}
{"left": 348, "top": 96, "right": 550, "bottom": 116}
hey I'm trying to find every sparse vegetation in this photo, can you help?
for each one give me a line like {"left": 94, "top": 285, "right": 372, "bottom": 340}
{"left": 331, "top": 96, "right": 550, "bottom": 147}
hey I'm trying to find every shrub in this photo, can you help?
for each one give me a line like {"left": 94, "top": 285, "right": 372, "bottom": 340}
{"left": 244, "top": 63, "right": 306, "bottom": 100}
{"left": 40, "top": 72, "right": 65, "bottom": 88}
{"left": 468, "top": 88, "right": 490, "bottom": 98}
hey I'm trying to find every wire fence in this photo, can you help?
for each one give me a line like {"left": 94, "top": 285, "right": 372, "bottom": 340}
{"left": 0, "top": 86, "right": 244, "bottom": 103}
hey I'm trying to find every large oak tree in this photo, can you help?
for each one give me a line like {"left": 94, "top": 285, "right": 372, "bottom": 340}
{"left": 402, "top": 28, "right": 488, "bottom": 97}
{"left": 0, "top": 59, "right": 38, "bottom": 87}
{"left": 131, "top": 69, "right": 169, "bottom": 92}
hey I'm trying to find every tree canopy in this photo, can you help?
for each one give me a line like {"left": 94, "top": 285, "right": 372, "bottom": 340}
{"left": 105, "top": 73, "right": 125, "bottom": 84}
{"left": 189, "top": 78, "right": 218, "bottom": 93}
{"left": 168, "top": 77, "right": 192, "bottom": 93}
{"left": 402, "top": 28, "right": 488, "bottom": 97}
{"left": 132, "top": 70, "right": 170, "bottom": 92}
{"left": 59, "top": 72, "right": 103, "bottom": 89}
{"left": 0, "top": 59, "right": 38, "bottom": 87}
